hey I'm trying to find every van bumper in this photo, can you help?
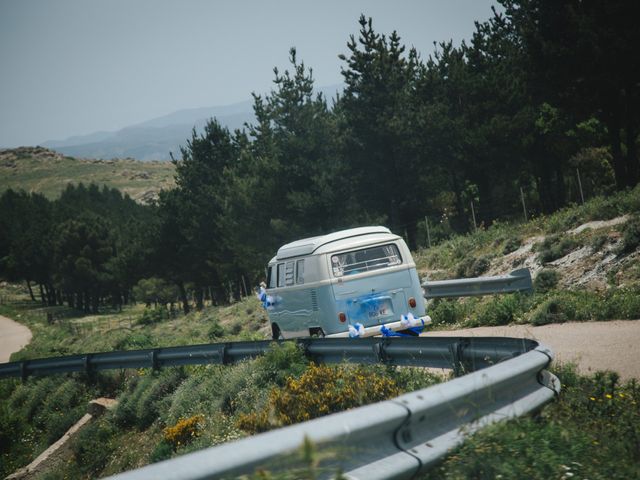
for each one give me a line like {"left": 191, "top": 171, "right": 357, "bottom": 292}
{"left": 326, "top": 315, "right": 432, "bottom": 338}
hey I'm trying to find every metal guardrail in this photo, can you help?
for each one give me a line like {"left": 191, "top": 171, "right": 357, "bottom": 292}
{"left": 422, "top": 268, "right": 533, "bottom": 298}
{"left": 104, "top": 340, "right": 558, "bottom": 480}
{"left": 0, "top": 337, "right": 558, "bottom": 479}
{"left": 0, "top": 336, "right": 537, "bottom": 379}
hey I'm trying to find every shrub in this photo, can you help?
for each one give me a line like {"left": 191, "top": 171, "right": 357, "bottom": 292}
{"left": 427, "top": 299, "right": 467, "bottom": 326}
{"left": 163, "top": 414, "right": 205, "bottom": 449}
{"left": 206, "top": 322, "right": 225, "bottom": 340}
{"left": 529, "top": 298, "right": 567, "bottom": 326}
{"left": 473, "top": 294, "right": 528, "bottom": 327}
{"left": 589, "top": 233, "right": 608, "bottom": 252}
{"left": 150, "top": 440, "right": 174, "bottom": 463}
{"left": 70, "top": 418, "right": 117, "bottom": 477}
{"left": 502, "top": 236, "right": 521, "bottom": 255}
{"left": 236, "top": 363, "right": 400, "bottom": 433}
{"left": 138, "top": 306, "right": 169, "bottom": 325}
{"left": 534, "top": 269, "right": 560, "bottom": 293}
{"left": 114, "top": 369, "right": 185, "bottom": 430}
{"left": 535, "top": 234, "right": 578, "bottom": 263}
{"left": 114, "top": 332, "right": 153, "bottom": 350}
{"left": 615, "top": 216, "right": 640, "bottom": 256}
{"left": 455, "top": 254, "right": 491, "bottom": 278}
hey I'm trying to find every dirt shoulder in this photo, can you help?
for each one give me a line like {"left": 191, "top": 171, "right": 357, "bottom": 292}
{"left": 426, "top": 319, "right": 640, "bottom": 381}
{"left": 0, "top": 314, "right": 32, "bottom": 363}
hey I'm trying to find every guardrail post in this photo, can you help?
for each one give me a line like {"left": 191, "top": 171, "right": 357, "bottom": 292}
{"left": 372, "top": 338, "right": 391, "bottom": 363}
{"left": 150, "top": 350, "right": 160, "bottom": 370}
{"left": 448, "top": 339, "right": 470, "bottom": 377}
{"left": 83, "top": 354, "right": 96, "bottom": 382}
{"left": 20, "top": 361, "right": 28, "bottom": 382}
{"left": 221, "top": 344, "right": 230, "bottom": 365}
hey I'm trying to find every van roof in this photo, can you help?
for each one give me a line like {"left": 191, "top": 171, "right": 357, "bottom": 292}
{"left": 275, "top": 226, "right": 397, "bottom": 260}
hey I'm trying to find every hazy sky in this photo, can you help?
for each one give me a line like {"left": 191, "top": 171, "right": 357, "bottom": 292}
{"left": 0, "top": 0, "right": 501, "bottom": 148}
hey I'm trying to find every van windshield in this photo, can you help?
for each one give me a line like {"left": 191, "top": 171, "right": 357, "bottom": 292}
{"left": 331, "top": 244, "right": 402, "bottom": 277}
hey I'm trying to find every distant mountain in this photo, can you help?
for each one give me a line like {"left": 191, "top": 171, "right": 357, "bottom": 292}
{"left": 42, "top": 84, "right": 343, "bottom": 161}
{"left": 42, "top": 102, "right": 255, "bottom": 161}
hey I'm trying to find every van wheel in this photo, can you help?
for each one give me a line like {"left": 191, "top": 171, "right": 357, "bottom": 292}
{"left": 309, "top": 327, "right": 325, "bottom": 338}
{"left": 272, "top": 324, "right": 284, "bottom": 340}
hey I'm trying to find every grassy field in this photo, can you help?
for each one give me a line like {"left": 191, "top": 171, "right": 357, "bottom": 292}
{"left": 0, "top": 146, "right": 175, "bottom": 203}
{"left": 1, "top": 187, "right": 639, "bottom": 478}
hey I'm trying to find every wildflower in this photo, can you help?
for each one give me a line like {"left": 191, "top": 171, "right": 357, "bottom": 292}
{"left": 589, "top": 396, "right": 596, "bottom": 401}
{"left": 605, "top": 393, "right": 613, "bottom": 399}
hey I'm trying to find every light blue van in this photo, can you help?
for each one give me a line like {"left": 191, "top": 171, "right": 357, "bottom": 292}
{"left": 262, "top": 226, "right": 430, "bottom": 339}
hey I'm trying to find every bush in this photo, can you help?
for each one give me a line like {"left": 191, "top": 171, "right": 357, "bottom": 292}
{"left": 534, "top": 269, "right": 560, "bottom": 293}
{"left": 534, "top": 234, "right": 578, "bottom": 263}
{"left": 590, "top": 233, "right": 608, "bottom": 252}
{"left": 615, "top": 216, "right": 640, "bottom": 256}
{"left": 236, "top": 363, "right": 400, "bottom": 433}
{"left": 428, "top": 299, "right": 467, "bottom": 326}
{"left": 71, "top": 418, "right": 117, "bottom": 477}
{"left": 150, "top": 440, "right": 174, "bottom": 463}
{"left": 114, "top": 332, "right": 153, "bottom": 350}
{"left": 530, "top": 298, "right": 567, "bottom": 326}
{"left": 138, "top": 306, "right": 169, "bottom": 325}
{"left": 206, "top": 322, "right": 225, "bottom": 340}
{"left": 502, "top": 236, "right": 521, "bottom": 255}
{"left": 114, "top": 369, "right": 185, "bottom": 430}
{"left": 163, "top": 414, "right": 205, "bottom": 449}
{"left": 455, "top": 254, "right": 491, "bottom": 278}
{"left": 473, "top": 294, "right": 528, "bottom": 327}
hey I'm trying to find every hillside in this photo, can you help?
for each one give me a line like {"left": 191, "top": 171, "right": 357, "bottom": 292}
{"left": 0, "top": 146, "right": 175, "bottom": 204}
{"left": 0, "top": 188, "right": 639, "bottom": 479}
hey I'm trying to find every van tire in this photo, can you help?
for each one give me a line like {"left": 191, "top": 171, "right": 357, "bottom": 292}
{"left": 309, "top": 327, "right": 325, "bottom": 338}
{"left": 271, "top": 323, "right": 284, "bottom": 340}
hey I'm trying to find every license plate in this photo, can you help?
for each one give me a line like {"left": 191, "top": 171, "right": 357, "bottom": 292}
{"left": 368, "top": 307, "right": 388, "bottom": 318}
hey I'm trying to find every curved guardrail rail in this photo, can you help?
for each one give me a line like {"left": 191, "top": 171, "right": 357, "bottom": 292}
{"left": 0, "top": 337, "right": 559, "bottom": 479}
{"left": 103, "top": 339, "right": 558, "bottom": 480}
{"left": 2, "top": 336, "right": 538, "bottom": 379}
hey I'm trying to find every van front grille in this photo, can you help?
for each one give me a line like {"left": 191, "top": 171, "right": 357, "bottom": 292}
{"left": 310, "top": 290, "right": 318, "bottom": 311}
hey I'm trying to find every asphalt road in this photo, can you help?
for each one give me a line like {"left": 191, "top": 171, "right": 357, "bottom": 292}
{"left": 426, "top": 319, "right": 640, "bottom": 381}
{"left": 0, "top": 314, "right": 32, "bottom": 363}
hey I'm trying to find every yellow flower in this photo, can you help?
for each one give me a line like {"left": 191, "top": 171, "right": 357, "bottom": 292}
{"left": 589, "top": 396, "right": 596, "bottom": 401}
{"left": 605, "top": 393, "right": 613, "bottom": 399}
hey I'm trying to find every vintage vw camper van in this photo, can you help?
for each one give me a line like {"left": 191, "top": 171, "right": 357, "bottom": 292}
{"left": 263, "top": 226, "right": 430, "bottom": 339}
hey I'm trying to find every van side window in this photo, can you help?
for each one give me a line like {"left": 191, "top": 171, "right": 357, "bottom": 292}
{"left": 296, "top": 259, "right": 305, "bottom": 284}
{"left": 331, "top": 244, "right": 402, "bottom": 277}
{"left": 267, "top": 266, "right": 274, "bottom": 288}
{"left": 277, "top": 263, "right": 285, "bottom": 287}
{"left": 285, "top": 261, "right": 295, "bottom": 286}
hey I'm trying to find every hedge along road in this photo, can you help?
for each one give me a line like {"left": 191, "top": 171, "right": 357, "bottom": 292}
{"left": 425, "top": 319, "right": 640, "bottom": 381}
{"left": 0, "top": 315, "right": 32, "bottom": 363}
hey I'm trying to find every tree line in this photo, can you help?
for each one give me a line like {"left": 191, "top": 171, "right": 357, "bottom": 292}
{"left": 1, "top": 1, "right": 638, "bottom": 314}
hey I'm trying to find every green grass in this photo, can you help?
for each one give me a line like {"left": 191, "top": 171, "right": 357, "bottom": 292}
{"left": 0, "top": 147, "right": 175, "bottom": 203}
{"left": 427, "top": 364, "right": 640, "bottom": 479}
